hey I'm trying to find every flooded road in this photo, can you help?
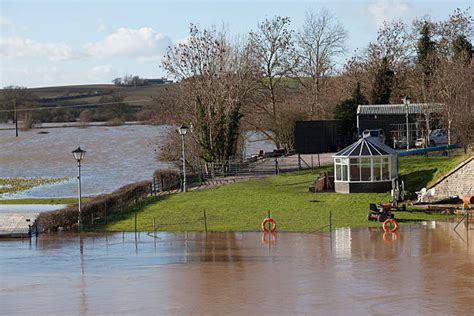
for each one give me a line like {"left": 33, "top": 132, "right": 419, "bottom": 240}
{"left": 0, "top": 124, "right": 272, "bottom": 198}
{"left": 1, "top": 222, "right": 473, "bottom": 315}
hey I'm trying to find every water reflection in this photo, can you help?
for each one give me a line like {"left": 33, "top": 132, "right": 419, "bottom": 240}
{"left": 1, "top": 223, "right": 473, "bottom": 315}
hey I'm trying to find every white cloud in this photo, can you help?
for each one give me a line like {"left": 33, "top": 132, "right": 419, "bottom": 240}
{"left": 84, "top": 27, "right": 171, "bottom": 60}
{"left": 0, "top": 16, "right": 13, "bottom": 28}
{"left": 97, "top": 18, "right": 106, "bottom": 33}
{"left": 368, "top": 1, "right": 411, "bottom": 26}
{"left": 0, "top": 36, "right": 79, "bottom": 61}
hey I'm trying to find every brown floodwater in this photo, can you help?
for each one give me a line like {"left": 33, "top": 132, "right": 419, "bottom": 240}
{"left": 0, "top": 124, "right": 273, "bottom": 199}
{"left": 1, "top": 222, "right": 473, "bottom": 315}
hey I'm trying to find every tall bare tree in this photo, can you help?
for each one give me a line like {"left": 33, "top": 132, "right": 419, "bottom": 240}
{"left": 247, "top": 16, "right": 297, "bottom": 150}
{"left": 162, "top": 24, "right": 257, "bottom": 163}
{"left": 296, "top": 9, "right": 347, "bottom": 119}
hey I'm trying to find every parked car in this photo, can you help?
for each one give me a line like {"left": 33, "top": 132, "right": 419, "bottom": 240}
{"left": 362, "top": 129, "right": 386, "bottom": 144}
{"left": 394, "top": 136, "right": 409, "bottom": 149}
{"left": 430, "top": 129, "right": 458, "bottom": 146}
{"left": 414, "top": 129, "right": 458, "bottom": 148}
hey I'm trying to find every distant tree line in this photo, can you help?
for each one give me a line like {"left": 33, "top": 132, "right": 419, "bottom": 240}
{"left": 112, "top": 75, "right": 172, "bottom": 87}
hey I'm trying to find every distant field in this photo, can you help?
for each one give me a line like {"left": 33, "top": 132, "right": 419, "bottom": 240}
{"left": 28, "top": 83, "right": 171, "bottom": 107}
{"left": 31, "top": 83, "right": 168, "bottom": 98}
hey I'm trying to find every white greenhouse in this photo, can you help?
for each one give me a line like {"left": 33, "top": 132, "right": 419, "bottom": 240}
{"left": 333, "top": 136, "right": 398, "bottom": 193}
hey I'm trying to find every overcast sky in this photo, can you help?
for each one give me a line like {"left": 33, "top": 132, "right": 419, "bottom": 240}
{"left": 0, "top": 0, "right": 471, "bottom": 88}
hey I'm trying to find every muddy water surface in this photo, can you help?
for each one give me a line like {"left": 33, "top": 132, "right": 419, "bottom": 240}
{"left": 1, "top": 222, "right": 473, "bottom": 315}
{"left": 0, "top": 124, "right": 272, "bottom": 198}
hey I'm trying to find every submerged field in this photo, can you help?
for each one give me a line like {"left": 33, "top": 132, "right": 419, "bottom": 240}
{"left": 105, "top": 152, "right": 467, "bottom": 232}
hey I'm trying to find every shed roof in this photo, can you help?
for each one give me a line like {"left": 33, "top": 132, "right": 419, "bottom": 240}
{"left": 333, "top": 136, "right": 398, "bottom": 157}
{"left": 357, "top": 103, "right": 442, "bottom": 115}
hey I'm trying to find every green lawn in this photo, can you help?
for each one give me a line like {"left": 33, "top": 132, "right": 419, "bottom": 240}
{"left": 105, "top": 152, "right": 467, "bottom": 232}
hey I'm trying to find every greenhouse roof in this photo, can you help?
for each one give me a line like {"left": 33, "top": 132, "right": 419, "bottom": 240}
{"left": 333, "top": 136, "right": 398, "bottom": 157}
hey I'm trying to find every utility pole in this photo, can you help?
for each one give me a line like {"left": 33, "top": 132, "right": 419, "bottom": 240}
{"left": 14, "top": 98, "right": 18, "bottom": 137}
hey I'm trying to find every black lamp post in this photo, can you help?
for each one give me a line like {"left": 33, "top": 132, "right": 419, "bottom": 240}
{"left": 402, "top": 96, "right": 411, "bottom": 150}
{"left": 177, "top": 124, "right": 189, "bottom": 192}
{"left": 72, "top": 147, "right": 86, "bottom": 230}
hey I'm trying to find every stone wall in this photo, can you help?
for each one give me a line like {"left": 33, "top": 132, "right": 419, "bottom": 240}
{"left": 431, "top": 157, "right": 474, "bottom": 200}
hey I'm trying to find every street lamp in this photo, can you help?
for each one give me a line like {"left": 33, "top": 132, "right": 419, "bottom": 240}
{"left": 402, "top": 96, "right": 411, "bottom": 150}
{"left": 72, "top": 146, "right": 86, "bottom": 230}
{"left": 177, "top": 124, "right": 189, "bottom": 192}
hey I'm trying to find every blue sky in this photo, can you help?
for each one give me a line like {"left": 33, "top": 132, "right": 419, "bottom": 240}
{"left": 0, "top": 0, "right": 471, "bottom": 87}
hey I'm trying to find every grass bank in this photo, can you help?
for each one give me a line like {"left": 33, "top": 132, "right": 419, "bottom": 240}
{"left": 105, "top": 152, "right": 466, "bottom": 232}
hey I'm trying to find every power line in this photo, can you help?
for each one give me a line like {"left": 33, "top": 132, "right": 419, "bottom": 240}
{"left": 0, "top": 99, "right": 153, "bottom": 113}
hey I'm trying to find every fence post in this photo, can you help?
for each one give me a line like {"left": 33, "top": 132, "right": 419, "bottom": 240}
{"left": 298, "top": 153, "right": 302, "bottom": 170}
{"left": 134, "top": 212, "right": 137, "bottom": 233}
{"left": 329, "top": 210, "right": 332, "bottom": 233}
{"left": 203, "top": 210, "right": 208, "bottom": 234}
{"left": 275, "top": 158, "right": 279, "bottom": 175}
{"left": 91, "top": 213, "right": 94, "bottom": 226}
{"left": 153, "top": 217, "right": 156, "bottom": 236}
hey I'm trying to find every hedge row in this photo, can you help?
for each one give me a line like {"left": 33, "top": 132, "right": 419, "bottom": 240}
{"left": 37, "top": 180, "right": 151, "bottom": 232}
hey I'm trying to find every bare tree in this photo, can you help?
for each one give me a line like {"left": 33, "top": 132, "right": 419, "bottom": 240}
{"left": 296, "top": 9, "right": 347, "bottom": 119}
{"left": 247, "top": 16, "right": 297, "bottom": 150}
{"left": 162, "top": 24, "right": 257, "bottom": 163}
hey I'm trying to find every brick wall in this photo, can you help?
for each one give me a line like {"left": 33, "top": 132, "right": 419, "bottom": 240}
{"left": 431, "top": 157, "right": 474, "bottom": 199}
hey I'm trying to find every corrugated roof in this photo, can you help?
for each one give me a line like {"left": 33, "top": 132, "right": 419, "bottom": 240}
{"left": 333, "top": 136, "right": 398, "bottom": 157}
{"left": 357, "top": 103, "right": 442, "bottom": 115}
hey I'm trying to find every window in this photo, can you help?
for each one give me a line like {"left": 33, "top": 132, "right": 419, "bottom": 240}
{"left": 360, "top": 158, "right": 371, "bottom": 181}
{"left": 341, "top": 164, "right": 348, "bottom": 181}
{"left": 373, "top": 157, "right": 382, "bottom": 181}
{"left": 335, "top": 158, "right": 348, "bottom": 181}
{"left": 336, "top": 164, "right": 342, "bottom": 181}
{"left": 382, "top": 157, "right": 390, "bottom": 180}
{"left": 350, "top": 158, "right": 360, "bottom": 181}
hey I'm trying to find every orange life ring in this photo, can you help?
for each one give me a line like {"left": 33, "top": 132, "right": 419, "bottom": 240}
{"left": 383, "top": 218, "right": 399, "bottom": 233}
{"left": 261, "top": 217, "right": 277, "bottom": 232}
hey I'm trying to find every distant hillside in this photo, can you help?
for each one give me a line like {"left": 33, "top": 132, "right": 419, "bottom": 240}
{"left": 29, "top": 83, "right": 172, "bottom": 105}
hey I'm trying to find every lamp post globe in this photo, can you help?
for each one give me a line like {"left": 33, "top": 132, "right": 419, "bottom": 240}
{"left": 72, "top": 147, "right": 86, "bottom": 161}
{"left": 72, "top": 147, "right": 86, "bottom": 231}
{"left": 178, "top": 124, "right": 189, "bottom": 136}
{"left": 177, "top": 125, "right": 189, "bottom": 192}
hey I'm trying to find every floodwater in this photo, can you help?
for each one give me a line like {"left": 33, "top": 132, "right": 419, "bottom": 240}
{"left": 1, "top": 222, "right": 473, "bottom": 315}
{"left": 0, "top": 124, "right": 272, "bottom": 198}
{"left": 0, "top": 204, "right": 66, "bottom": 214}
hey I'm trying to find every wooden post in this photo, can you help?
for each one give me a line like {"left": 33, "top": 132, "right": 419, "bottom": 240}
{"left": 329, "top": 210, "right": 332, "bottom": 233}
{"left": 298, "top": 153, "right": 302, "bottom": 170}
{"left": 134, "top": 212, "right": 137, "bottom": 233}
{"left": 203, "top": 210, "right": 208, "bottom": 234}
